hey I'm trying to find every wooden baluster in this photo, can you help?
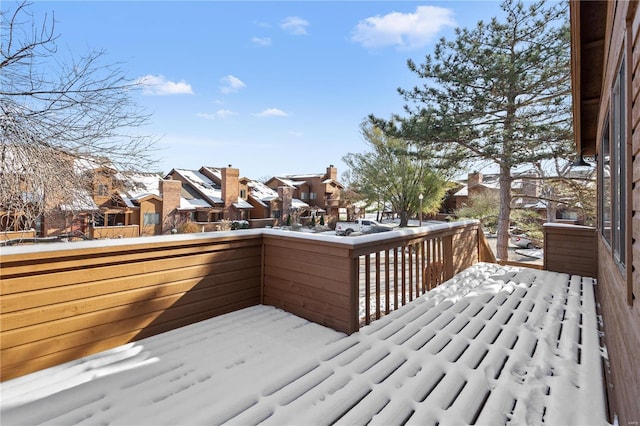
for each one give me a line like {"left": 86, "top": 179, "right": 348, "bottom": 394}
{"left": 401, "top": 245, "right": 406, "bottom": 306}
{"left": 408, "top": 245, "right": 414, "bottom": 302}
{"left": 385, "top": 249, "right": 390, "bottom": 314}
{"left": 375, "top": 251, "right": 381, "bottom": 320}
{"left": 365, "top": 254, "right": 371, "bottom": 325}
{"left": 394, "top": 247, "right": 399, "bottom": 310}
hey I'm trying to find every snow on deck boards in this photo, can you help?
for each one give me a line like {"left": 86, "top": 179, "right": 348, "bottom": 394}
{"left": 1, "top": 263, "right": 607, "bottom": 425}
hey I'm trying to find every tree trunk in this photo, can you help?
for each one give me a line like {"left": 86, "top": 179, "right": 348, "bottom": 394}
{"left": 399, "top": 211, "right": 409, "bottom": 227}
{"left": 546, "top": 202, "right": 557, "bottom": 223}
{"left": 496, "top": 164, "right": 512, "bottom": 261}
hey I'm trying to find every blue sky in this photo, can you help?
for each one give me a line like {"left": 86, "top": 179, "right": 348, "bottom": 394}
{"left": 25, "top": 1, "right": 506, "bottom": 180}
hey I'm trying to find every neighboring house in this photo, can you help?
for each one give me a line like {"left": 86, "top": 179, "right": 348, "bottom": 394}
{"left": 88, "top": 170, "right": 183, "bottom": 238}
{"left": 265, "top": 165, "right": 345, "bottom": 222}
{"left": 570, "top": 1, "right": 639, "bottom": 423}
{"left": 449, "top": 171, "right": 591, "bottom": 223}
{"left": 243, "top": 179, "right": 309, "bottom": 225}
{"left": 165, "top": 166, "right": 253, "bottom": 224}
{"left": 452, "top": 172, "right": 539, "bottom": 210}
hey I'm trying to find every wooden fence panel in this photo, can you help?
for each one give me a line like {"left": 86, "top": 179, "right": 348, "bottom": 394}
{"left": 262, "top": 233, "right": 357, "bottom": 334}
{"left": 0, "top": 233, "right": 262, "bottom": 381}
{"left": 543, "top": 224, "right": 597, "bottom": 277}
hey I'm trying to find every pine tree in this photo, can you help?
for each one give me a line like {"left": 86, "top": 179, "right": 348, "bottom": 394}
{"left": 371, "top": 0, "right": 572, "bottom": 259}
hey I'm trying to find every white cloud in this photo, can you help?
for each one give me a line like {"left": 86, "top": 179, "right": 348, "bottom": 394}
{"left": 137, "top": 74, "right": 193, "bottom": 95}
{"left": 255, "top": 108, "right": 288, "bottom": 117}
{"left": 350, "top": 6, "right": 455, "bottom": 50}
{"left": 251, "top": 36, "right": 272, "bottom": 46}
{"left": 215, "top": 109, "right": 236, "bottom": 118}
{"left": 281, "top": 16, "right": 309, "bottom": 35}
{"left": 196, "top": 109, "right": 236, "bottom": 120}
{"left": 220, "top": 75, "right": 247, "bottom": 94}
{"left": 289, "top": 131, "right": 304, "bottom": 137}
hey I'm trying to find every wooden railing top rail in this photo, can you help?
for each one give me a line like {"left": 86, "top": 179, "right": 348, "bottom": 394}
{"left": 0, "top": 229, "right": 265, "bottom": 262}
{"left": 262, "top": 219, "right": 480, "bottom": 258}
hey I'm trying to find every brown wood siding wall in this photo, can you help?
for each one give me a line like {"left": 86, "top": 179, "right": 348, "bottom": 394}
{"left": 543, "top": 225, "right": 598, "bottom": 277}
{"left": 0, "top": 234, "right": 262, "bottom": 381}
{"left": 597, "top": 239, "right": 640, "bottom": 424}
{"left": 262, "top": 235, "right": 358, "bottom": 334}
{"left": 451, "top": 224, "right": 481, "bottom": 274}
{"left": 594, "top": 2, "right": 640, "bottom": 423}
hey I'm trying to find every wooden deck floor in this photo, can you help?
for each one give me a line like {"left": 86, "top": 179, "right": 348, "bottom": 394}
{"left": 1, "top": 263, "right": 608, "bottom": 425}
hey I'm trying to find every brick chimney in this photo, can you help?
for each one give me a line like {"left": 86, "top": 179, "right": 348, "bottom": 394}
{"left": 468, "top": 172, "right": 483, "bottom": 188}
{"left": 221, "top": 166, "right": 240, "bottom": 219}
{"left": 326, "top": 164, "right": 337, "bottom": 181}
{"left": 159, "top": 177, "right": 182, "bottom": 234}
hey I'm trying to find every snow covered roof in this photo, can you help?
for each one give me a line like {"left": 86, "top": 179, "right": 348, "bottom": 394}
{"left": 321, "top": 178, "right": 343, "bottom": 188}
{"left": 0, "top": 263, "right": 607, "bottom": 425}
{"left": 233, "top": 198, "right": 253, "bottom": 209}
{"left": 291, "top": 198, "right": 309, "bottom": 209}
{"left": 173, "top": 169, "right": 223, "bottom": 204}
{"left": 247, "top": 180, "right": 279, "bottom": 202}
{"left": 200, "top": 166, "right": 222, "bottom": 182}
{"left": 59, "top": 190, "right": 99, "bottom": 211}
{"left": 453, "top": 184, "right": 469, "bottom": 197}
{"left": 118, "top": 172, "right": 163, "bottom": 207}
{"left": 178, "top": 186, "right": 213, "bottom": 210}
{"left": 179, "top": 197, "right": 210, "bottom": 210}
{"left": 282, "top": 173, "right": 324, "bottom": 179}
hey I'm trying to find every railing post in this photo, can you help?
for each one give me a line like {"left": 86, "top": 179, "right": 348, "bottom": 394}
{"left": 443, "top": 234, "right": 455, "bottom": 281}
{"left": 348, "top": 256, "right": 360, "bottom": 333}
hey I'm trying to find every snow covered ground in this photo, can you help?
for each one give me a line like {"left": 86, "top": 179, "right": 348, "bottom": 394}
{"left": 1, "top": 263, "right": 608, "bottom": 425}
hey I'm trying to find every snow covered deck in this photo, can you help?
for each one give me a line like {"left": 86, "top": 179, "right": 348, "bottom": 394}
{"left": 1, "top": 263, "right": 607, "bottom": 425}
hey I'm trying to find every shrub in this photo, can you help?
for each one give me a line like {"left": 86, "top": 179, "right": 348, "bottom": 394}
{"left": 218, "top": 219, "right": 232, "bottom": 231}
{"left": 231, "top": 220, "right": 249, "bottom": 230}
{"left": 178, "top": 221, "right": 200, "bottom": 234}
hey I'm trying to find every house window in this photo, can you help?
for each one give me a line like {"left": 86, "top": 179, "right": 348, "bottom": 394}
{"left": 240, "top": 189, "right": 246, "bottom": 199}
{"left": 97, "top": 184, "right": 109, "bottom": 196}
{"left": 301, "top": 192, "right": 308, "bottom": 200}
{"left": 143, "top": 213, "right": 160, "bottom": 226}
{"left": 600, "top": 59, "right": 627, "bottom": 267}
{"left": 309, "top": 192, "right": 317, "bottom": 200}
{"left": 272, "top": 210, "right": 281, "bottom": 219}
{"left": 600, "top": 118, "right": 611, "bottom": 245}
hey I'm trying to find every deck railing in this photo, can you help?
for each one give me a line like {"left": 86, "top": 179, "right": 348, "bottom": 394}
{"left": 1, "top": 220, "right": 488, "bottom": 381}
{"left": 261, "top": 220, "right": 488, "bottom": 333}
{"left": 543, "top": 223, "right": 597, "bottom": 277}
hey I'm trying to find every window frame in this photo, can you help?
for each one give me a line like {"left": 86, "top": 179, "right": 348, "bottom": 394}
{"left": 598, "top": 50, "right": 630, "bottom": 288}
{"left": 143, "top": 212, "right": 160, "bottom": 226}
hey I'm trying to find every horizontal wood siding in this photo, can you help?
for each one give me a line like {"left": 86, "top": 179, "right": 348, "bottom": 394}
{"left": 262, "top": 235, "right": 357, "bottom": 334}
{"left": 543, "top": 225, "right": 598, "bottom": 277}
{"left": 595, "top": 2, "right": 640, "bottom": 423}
{"left": 90, "top": 225, "right": 139, "bottom": 239}
{"left": 451, "top": 224, "right": 481, "bottom": 275}
{"left": 1, "top": 222, "right": 488, "bottom": 381}
{"left": 0, "top": 234, "right": 262, "bottom": 381}
{"left": 597, "top": 239, "right": 640, "bottom": 424}
{"left": 0, "top": 230, "right": 36, "bottom": 241}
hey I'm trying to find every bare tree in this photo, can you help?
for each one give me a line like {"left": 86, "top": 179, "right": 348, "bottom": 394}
{"left": 0, "top": 1, "right": 156, "bottom": 235}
